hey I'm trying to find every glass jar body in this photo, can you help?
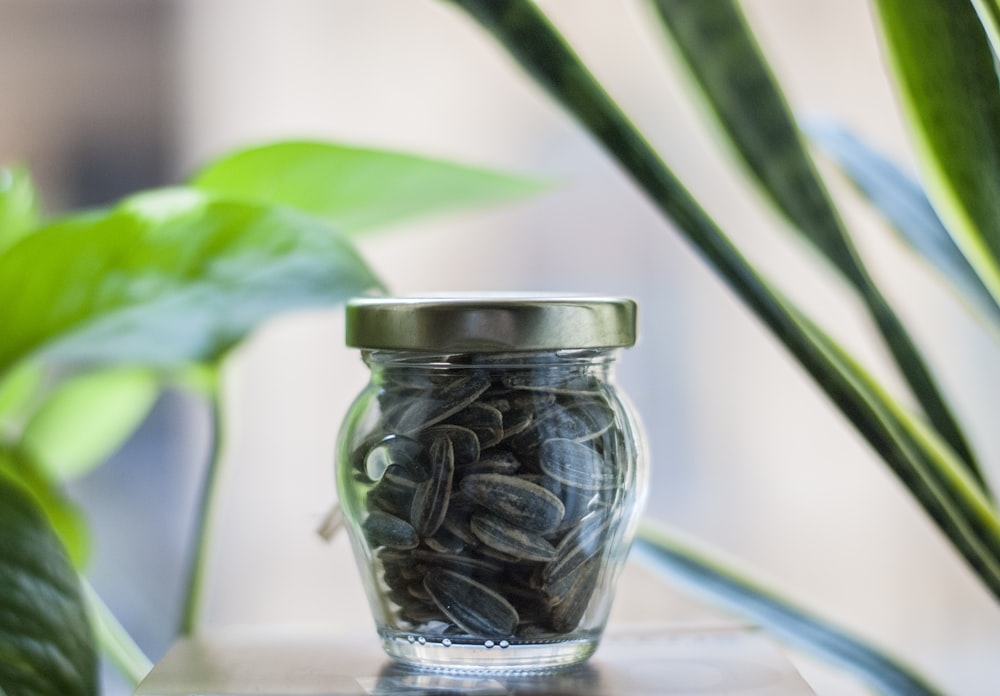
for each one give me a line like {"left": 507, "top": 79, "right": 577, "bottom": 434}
{"left": 336, "top": 349, "right": 646, "bottom": 671}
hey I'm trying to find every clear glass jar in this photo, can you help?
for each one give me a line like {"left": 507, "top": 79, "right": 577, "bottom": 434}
{"left": 336, "top": 296, "right": 646, "bottom": 671}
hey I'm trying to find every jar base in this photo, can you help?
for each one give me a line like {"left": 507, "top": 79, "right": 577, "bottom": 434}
{"left": 379, "top": 628, "right": 599, "bottom": 672}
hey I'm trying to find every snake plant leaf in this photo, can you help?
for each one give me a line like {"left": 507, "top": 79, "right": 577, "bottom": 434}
{"left": 807, "top": 120, "right": 1000, "bottom": 330}
{"left": 634, "top": 522, "right": 945, "bottom": 696}
{"left": 648, "top": 0, "right": 983, "bottom": 491}
{"left": 191, "top": 140, "right": 548, "bottom": 235}
{"left": 791, "top": 307, "right": 1000, "bottom": 593}
{"left": 0, "top": 188, "right": 381, "bottom": 377}
{"left": 0, "top": 471, "right": 97, "bottom": 696}
{"left": 0, "top": 450, "right": 91, "bottom": 569}
{"left": 970, "top": 0, "right": 1000, "bottom": 63}
{"left": 0, "top": 165, "right": 40, "bottom": 253}
{"left": 874, "top": 0, "right": 1000, "bottom": 310}
{"left": 21, "top": 367, "right": 159, "bottom": 482}
{"left": 443, "top": 0, "right": 1000, "bottom": 600}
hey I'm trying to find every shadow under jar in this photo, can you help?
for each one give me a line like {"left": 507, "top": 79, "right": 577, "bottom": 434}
{"left": 336, "top": 296, "right": 646, "bottom": 671}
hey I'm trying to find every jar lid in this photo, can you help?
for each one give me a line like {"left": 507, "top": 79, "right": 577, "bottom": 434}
{"left": 345, "top": 295, "right": 637, "bottom": 351}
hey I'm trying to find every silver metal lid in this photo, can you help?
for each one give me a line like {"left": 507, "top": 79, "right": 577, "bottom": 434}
{"left": 345, "top": 295, "right": 637, "bottom": 351}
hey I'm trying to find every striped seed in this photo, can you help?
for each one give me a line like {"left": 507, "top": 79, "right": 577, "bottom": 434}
{"left": 424, "top": 568, "right": 519, "bottom": 637}
{"left": 461, "top": 473, "right": 565, "bottom": 533}
{"left": 539, "top": 438, "right": 620, "bottom": 491}
{"left": 382, "top": 374, "right": 490, "bottom": 434}
{"left": 362, "top": 511, "right": 419, "bottom": 550}
{"left": 409, "top": 437, "right": 454, "bottom": 537}
{"left": 470, "top": 512, "right": 558, "bottom": 562}
{"left": 446, "top": 402, "right": 504, "bottom": 449}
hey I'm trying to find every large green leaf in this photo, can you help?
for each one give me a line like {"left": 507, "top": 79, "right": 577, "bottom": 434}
{"left": 0, "top": 363, "right": 45, "bottom": 424}
{"left": 0, "top": 471, "right": 97, "bottom": 696}
{"left": 635, "top": 522, "right": 945, "bottom": 695}
{"left": 0, "top": 188, "right": 382, "bottom": 376}
{"left": 970, "top": 0, "right": 1000, "bottom": 63}
{"left": 0, "top": 165, "right": 40, "bottom": 253}
{"left": 442, "top": 0, "right": 1000, "bottom": 599}
{"left": 191, "top": 141, "right": 547, "bottom": 234}
{"left": 21, "top": 368, "right": 159, "bottom": 482}
{"left": 648, "top": 0, "right": 983, "bottom": 490}
{"left": 807, "top": 120, "right": 1000, "bottom": 331}
{"left": 0, "top": 450, "right": 91, "bottom": 568}
{"left": 874, "top": 0, "right": 1000, "bottom": 308}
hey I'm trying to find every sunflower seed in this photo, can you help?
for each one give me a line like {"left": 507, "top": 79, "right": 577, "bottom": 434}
{"left": 543, "top": 510, "right": 611, "bottom": 586}
{"left": 548, "top": 555, "right": 601, "bottom": 632}
{"left": 461, "top": 473, "right": 565, "bottom": 533}
{"left": 460, "top": 450, "right": 521, "bottom": 477}
{"left": 501, "top": 372, "right": 600, "bottom": 395}
{"left": 409, "top": 437, "right": 454, "bottom": 536}
{"left": 383, "top": 374, "right": 490, "bottom": 434}
{"left": 364, "top": 435, "right": 424, "bottom": 480}
{"left": 446, "top": 402, "right": 504, "bottom": 449}
{"left": 539, "top": 438, "right": 619, "bottom": 491}
{"left": 424, "top": 568, "right": 518, "bottom": 637}
{"left": 363, "top": 511, "right": 419, "bottom": 550}
{"left": 418, "top": 425, "right": 480, "bottom": 467}
{"left": 470, "top": 512, "right": 558, "bottom": 562}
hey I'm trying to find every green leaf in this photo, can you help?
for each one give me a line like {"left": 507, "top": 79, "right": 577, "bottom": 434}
{"left": 21, "top": 368, "right": 159, "bottom": 482}
{"left": 635, "top": 522, "right": 945, "bottom": 696}
{"left": 874, "top": 0, "right": 1000, "bottom": 309}
{"left": 970, "top": 0, "right": 1000, "bottom": 64}
{"left": 0, "top": 470, "right": 97, "bottom": 696}
{"left": 0, "top": 165, "right": 40, "bottom": 253}
{"left": 0, "top": 450, "right": 91, "bottom": 568}
{"left": 0, "top": 188, "right": 382, "bottom": 375}
{"left": 444, "top": 0, "right": 1000, "bottom": 598}
{"left": 648, "top": 0, "right": 984, "bottom": 492}
{"left": 807, "top": 120, "right": 1000, "bottom": 331}
{"left": 191, "top": 140, "right": 548, "bottom": 234}
{"left": 0, "top": 363, "right": 45, "bottom": 424}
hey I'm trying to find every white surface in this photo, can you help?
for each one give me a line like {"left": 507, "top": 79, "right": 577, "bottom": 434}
{"left": 135, "top": 622, "right": 814, "bottom": 695}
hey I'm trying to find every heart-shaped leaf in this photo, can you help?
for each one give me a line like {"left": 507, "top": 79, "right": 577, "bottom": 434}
{"left": 0, "top": 471, "right": 97, "bottom": 695}
{"left": 0, "top": 188, "right": 381, "bottom": 376}
{"left": 21, "top": 368, "right": 159, "bottom": 482}
{"left": 192, "top": 140, "right": 547, "bottom": 234}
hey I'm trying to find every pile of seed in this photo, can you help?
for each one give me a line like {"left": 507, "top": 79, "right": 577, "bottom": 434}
{"left": 351, "top": 364, "right": 628, "bottom": 641}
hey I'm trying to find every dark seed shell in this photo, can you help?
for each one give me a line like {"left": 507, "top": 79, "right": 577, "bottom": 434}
{"left": 424, "top": 568, "right": 518, "bottom": 637}
{"left": 548, "top": 556, "right": 601, "bottom": 632}
{"left": 460, "top": 473, "right": 565, "bottom": 533}
{"left": 419, "top": 425, "right": 480, "bottom": 467}
{"left": 460, "top": 450, "right": 521, "bottom": 477}
{"left": 363, "top": 511, "right": 419, "bottom": 550}
{"left": 409, "top": 437, "right": 454, "bottom": 536}
{"left": 446, "top": 402, "right": 504, "bottom": 449}
{"left": 539, "top": 438, "right": 619, "bottom": 491}
{"left": 382, "top": 374, "right": 490, "bottom": 434}
{"left": 470, "top": 512, "right": 558, "bottom": 562}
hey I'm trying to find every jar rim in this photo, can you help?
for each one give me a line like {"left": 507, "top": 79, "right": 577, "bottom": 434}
{"left": 345, "top": 294, "right": 637, "bottom": 351}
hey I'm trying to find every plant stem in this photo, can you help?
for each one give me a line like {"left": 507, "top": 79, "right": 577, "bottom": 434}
{"left": 81, "top": 577, "right": 153, "bottom": 686}
{"left": 179, "top": 367, "right": 224, "bottom": 636}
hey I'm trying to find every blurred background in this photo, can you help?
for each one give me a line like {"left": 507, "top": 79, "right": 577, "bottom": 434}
{"left": 3, "top": 1, "right": 999, "bottom": 694}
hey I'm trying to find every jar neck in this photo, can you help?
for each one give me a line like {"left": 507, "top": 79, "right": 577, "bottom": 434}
{"left": 361, "top": 348, "right": 619, "bottom": 375}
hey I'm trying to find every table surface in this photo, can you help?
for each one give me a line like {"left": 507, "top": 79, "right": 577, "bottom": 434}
{"left": 134, "top": 621, "right": 815, "bottom": 695}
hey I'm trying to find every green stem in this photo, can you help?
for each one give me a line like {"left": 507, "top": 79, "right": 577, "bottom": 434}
{"left": 179, "top": 367, "right": 224, "bottom": 636}
{"left": 82, "top": 577, "right": 153, "bottom": 686}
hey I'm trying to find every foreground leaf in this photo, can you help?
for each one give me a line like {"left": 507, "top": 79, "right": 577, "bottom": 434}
{"left": 21, "top": 368, "right": 159, "bottom": 482}
{"left": 0, "top": 165, "right": 40, "bottom": 252}
{"left": 0, "top": 188, "right": 382, "bottom": 376}
{"left": 635, "top": 522, "right": 945, "bottom": 696}
{"left": 649, "top": 0, "right": 983, "bottom": 490}
{"left": 0, "top": 450, "right": 90, "bottom": 568}
{"left": 192, "top": 141, "right": 547, "bottom": 234}
{"left": 807, "top": 120, "right": 1000, "bottom": 331}
{"left": 0, "top": 471, "right": 97, "bottom": 695}
{"left": 443, "top": 0, "right": 1000, "bottom": 599}
{"left": 970, "top": 0, "right": 1000, "bottom": 65}
{"left": 0, "top": 363, "right": 45, "bottom": 424}
{"left": 874, "top": 0, "right": 1000, "bottom": 308}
